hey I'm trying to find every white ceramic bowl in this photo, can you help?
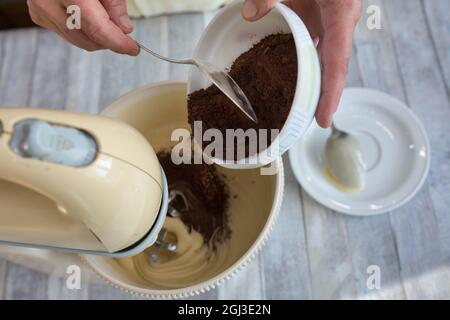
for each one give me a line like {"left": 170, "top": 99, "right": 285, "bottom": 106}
{"left": 81, "top": 82, "right": 285, "bottom": 299}
{"left": 188, "top": 0, "right": 321, "bottom": 168}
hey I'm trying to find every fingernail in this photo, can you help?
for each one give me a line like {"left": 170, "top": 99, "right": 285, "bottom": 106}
{"left": 131, "top": 45, "right": 140, "bottom": 56}
{"left": 312, "top": 36, "right": 320, "bottom": 47}
{"left": 119, "top": 15, "right": 133, "bottom": 31}
{"left": 243, "top": 0, "right": 258, "bottom": 20}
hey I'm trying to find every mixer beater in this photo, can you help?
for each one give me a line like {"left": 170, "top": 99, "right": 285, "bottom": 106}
{"left": 148, "top": 189, "right": 190, "bottom": 264}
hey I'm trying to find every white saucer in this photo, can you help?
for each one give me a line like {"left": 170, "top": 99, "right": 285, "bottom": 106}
{"left": 289, "top": 88, "right": 430, "bottom": 216}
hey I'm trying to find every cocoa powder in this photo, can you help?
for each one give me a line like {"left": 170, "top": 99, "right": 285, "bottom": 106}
{"left": 157, "top": 151, "right": 230, "bottom": 245}
{"left": 188, "top": 34, "right": 297, "bottom": 161}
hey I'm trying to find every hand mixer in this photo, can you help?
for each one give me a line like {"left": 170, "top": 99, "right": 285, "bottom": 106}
{"left": 0, "top": 108, "right": 182, "bottom": 258}
{"left": 0, "top": 44, "right": 257, "bottom": 260}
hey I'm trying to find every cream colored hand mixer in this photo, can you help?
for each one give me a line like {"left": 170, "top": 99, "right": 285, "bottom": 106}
{"left": 0, "top": 108, "right": 184, "bottom": 258}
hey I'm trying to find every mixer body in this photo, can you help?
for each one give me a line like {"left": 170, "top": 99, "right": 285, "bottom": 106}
{"left": 0, "top": 108, "right": 167, "bottom": 257}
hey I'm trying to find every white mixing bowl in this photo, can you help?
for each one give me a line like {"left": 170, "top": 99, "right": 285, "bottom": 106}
{"left": 81, "top": 81, "right": 285, "bottom": 299}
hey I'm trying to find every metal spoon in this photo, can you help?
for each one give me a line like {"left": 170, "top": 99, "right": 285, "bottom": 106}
{"left": 324, "top": 123, "right": 367, "bottom": 192}
{"left": 135, "top": 40, "right": 258, "bottom": 123}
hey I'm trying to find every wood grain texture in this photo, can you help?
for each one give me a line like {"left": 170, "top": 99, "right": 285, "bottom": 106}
{"left": 28, "top": 30, "right": 70, "bottom": 109}
{"left": 422, "top": 0, "right": 450, "bottom": 93}
{"left": 47, "top": 274, "right": 89, "bottom": 300}
{"left": 65, "top": 48, "right": 103, "bottom": 114}
{"left": 168, "top": 13, "right": 204, "bottom": 80}
{"left": 346, "top": 0, "right": 406, "bottom": 299}
{"left": 0, "top": 28, "right": 38, "bottom": 106}
{"left": 0, "top": 259, "right": 6, "bottom": 300}
{"left": 383, "top": 0, "right": 450, "bottom": 299}
{"left": 4, "top": 262, "right": 47, "bottom": 300}
{"left": 303, "top": 193, "right": 357, "bottom": 299}
{"left": 336, "top": 36, "right": 404, "bottom": 299}
{"left": 261, "top": 159, "right": 311, "bottom": 299}
{"left": 300, "top": 50, "right": 365, "bottom": 295}
{"left": 97, "top": 49, "right": 140, "bottom": 111}
{"left": 134, "top": 17, "right": 171, "bottom": 88}
{"left": 217, "top": 257, "right": 266, "bottom": 300}
{"left": 347, "top": 0, "right": 450, "bottom": 300}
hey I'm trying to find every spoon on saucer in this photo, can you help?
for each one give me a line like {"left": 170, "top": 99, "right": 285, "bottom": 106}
{"left": 324, "top": 123, "right": 367, "bottom": 192}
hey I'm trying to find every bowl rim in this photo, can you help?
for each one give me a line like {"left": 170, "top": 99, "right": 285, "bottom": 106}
{"left": 81, "top": 81, "right": 286, "bottom": 299}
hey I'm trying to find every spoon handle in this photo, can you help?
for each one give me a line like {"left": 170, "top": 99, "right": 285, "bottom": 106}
{"left": 331, "top": 122, "right": 338, "bottom": 134}
{"left": 331, "top": 122, "right": 348, "bottom": 137}
{"left": 134, "top": 40, "right": 194, "bottom": 66}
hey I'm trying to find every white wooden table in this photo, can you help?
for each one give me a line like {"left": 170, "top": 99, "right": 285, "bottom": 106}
{"left": 0, "top": 0, "right": 449, "bottom": 300}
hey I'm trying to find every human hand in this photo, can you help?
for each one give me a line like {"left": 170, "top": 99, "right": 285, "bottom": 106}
{"left": 242, "top": 0, "right": 362, "bottom": 128}
{"left": 27, "top": 0, "right": 139, "bottom": 55}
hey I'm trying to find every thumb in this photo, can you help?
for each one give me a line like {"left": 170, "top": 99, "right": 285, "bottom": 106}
{"left": 242, "top": 0, "right": 278, "bottom": 21}
{"left": 100, "top": 0, "right": 133, "bottom": 34}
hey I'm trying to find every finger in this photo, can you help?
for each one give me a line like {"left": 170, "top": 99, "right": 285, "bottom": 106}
{"left": 284, "top": 0, "right": 323, "bottom": 37}
{"left": 62, "top": 0, "right": 139, "bottom": 55}
{"left": 100, "top": 0, "right": 133, "bottom": 34}
{"left": 315, "top": 18, "right": 359, "bottom": 127}
{"left": 312, "top": 36, "right": 319, "bottom": 47}
{"left": 27, "top": 0, "right": 46, "bottom": 26}
{"left": 27, "top": 0, "right": 102, "bottom": 51}
{"left": 49, "top": 18, "right": 103, "bottom": 52}
{"left": 242, "top": 0, "right": 278, "bottom": 21}
{"left": 80, "top": 0, "right": 138, "bottom": 55}
{"left": 27, "top": 0, "right": 63, "bottom": 28}
{"left": 315, "top": 27, "right": 353, "bottom": 128}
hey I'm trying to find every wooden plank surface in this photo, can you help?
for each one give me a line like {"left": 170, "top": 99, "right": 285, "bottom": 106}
{"left": 168, "top": 13, "right": 204, "bottom": 81}
{"left": 384, "top": 0, "right": 450, "bottom": 299}
{"left": 0, "top": 1, "right": 449, "bottom": 300}
{"left": 301, "top": 44, "right": 358, "bottom": 300}
{"left": 0, "top": 28, "right": 38, "bottom": 106}
{"left": 346, "top": 0, "right": 406, "bottom": 300}
{"left": 0, "top": 259, "right": 5, "bottom": 300}
{"left": 28, "top": 30, "right": 70, "bottom": 109}
{"left": 47, "top": 274, "right": 89, "bottom": 300}
{"left": 422, "top": 0, "right": 450, "bottom": 92}
{"left": 4, "top": 262, "right": 47, "bottom": 300}
{"left": 260, "top": 159, "right": 311, "bottom": 299}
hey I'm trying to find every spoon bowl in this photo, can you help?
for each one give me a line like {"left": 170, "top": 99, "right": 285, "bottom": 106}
{"left": 324, "top": 123, "right": 367, "bottom": 192}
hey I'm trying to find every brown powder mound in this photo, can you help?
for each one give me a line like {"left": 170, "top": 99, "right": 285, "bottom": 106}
{"left": 188, "top": 33, "right": 297, "bottom": 160}
{"left": 157, "top": 151, "right": 230, "bottom": 245}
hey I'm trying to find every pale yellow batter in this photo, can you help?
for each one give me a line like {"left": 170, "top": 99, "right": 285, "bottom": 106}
{"left": 132, "top": 217, "right": 229, "bottom": 289}
{"left": 111, "top": 120, "right": 277, "bottom": 290}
